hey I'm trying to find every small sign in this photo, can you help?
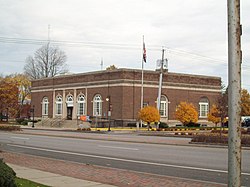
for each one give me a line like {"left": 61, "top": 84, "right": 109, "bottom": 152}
{"left": 80, "top": 115, "right": 90, "bottom": 122}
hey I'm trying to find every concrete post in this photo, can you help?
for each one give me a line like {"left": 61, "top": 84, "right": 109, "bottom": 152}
{"left": 227, "top": 0, "right": 242, "bottom": 186}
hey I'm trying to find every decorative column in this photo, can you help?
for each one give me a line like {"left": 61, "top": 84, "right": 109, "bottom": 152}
{"left": 52, "top": 90, "right": 55, "bottom": 118}
{"left": 62, "top": 90, "right": 66, "bottom": 119}
{"left": 73, "top": 89, "right": 77, "bottom": 119}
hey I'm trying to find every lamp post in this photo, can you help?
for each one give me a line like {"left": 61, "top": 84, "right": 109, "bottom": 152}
{"left": 6, "top": 108, "right": 8, "bottom": 122}
{"left": 106, "top": 96, "right": 111, "bottom": 131}
{"left": 30, "top": 105, "right": 35, "bottom": 128}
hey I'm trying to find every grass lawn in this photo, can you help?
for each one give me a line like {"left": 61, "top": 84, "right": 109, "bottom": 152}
{"left": 15, "top": 177, "right": 50, "bottom": 187}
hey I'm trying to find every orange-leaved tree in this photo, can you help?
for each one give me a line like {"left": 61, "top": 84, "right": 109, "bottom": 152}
{"left": 207, "top": 104, "right": 221, "bottom": 126}
{"left": 241, "top": 89, "right": 250, "bottom": 116}
{"left": 138, "top": 106, "right": 160, "bottom": 130}
{"left": 0, "top": 76, "right": 19, "bottom": 118}
{"left": 175, "top": 101, "right": 198, "bottom": 125}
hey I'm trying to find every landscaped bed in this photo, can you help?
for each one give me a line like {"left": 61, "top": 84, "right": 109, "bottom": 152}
{"left": 0, "top": 124, "right": 21, "bottom": 131}
{"left": 191, "top": 129, "right": 250, "bottom": 147}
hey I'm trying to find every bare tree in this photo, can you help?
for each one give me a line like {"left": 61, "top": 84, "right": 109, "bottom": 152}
{"left": 24, "top": 43, "right": 68, "bottom": 79}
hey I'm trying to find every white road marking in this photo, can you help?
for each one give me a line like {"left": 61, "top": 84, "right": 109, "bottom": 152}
{"left": 98, "top": 145, "right": 139, "bottom": 151}
{"left": 10, "top": 137, "right": 30, "bottom": 140}
{"left": 7, "top": 144, "right": 250, "bottom": 176}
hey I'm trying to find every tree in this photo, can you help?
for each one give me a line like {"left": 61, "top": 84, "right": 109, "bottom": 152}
{"left": 106, "top": 65, "right": 117, "bottom": 70}
{"left": 175, "top": 102, "right": 198, "bottom": 125}
{"left": 24, "top": 43, "right": 68, "bottom": 79}
{"left": 13, "top": 74, "right": 31, "bottom": 117}
{"left": 138, "top": 106, "right": 160, "bottom": 130}
{"left": 217, "top": 88, "right": 228, "bottom": 125}
{"left": 241, "top": 89, "right": 250, "bottom": 116}
{"left": 207, "top": 104, "right": 221, "bottom": 126}
{"left": 0, "top": 76, "right": 19, "bottom": 118}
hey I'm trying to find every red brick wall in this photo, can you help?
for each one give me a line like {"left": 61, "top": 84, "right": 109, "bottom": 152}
{"left": 31, "top": 69, "right": 221, "bottom": 122}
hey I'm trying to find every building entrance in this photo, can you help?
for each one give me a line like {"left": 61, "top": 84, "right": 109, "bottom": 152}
{"left": 67, "top": 107, "right": 73, "bottom": 120}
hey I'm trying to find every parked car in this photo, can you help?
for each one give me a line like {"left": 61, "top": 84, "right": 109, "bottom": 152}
{"left": 242, "top": 118, "right": 250, "bottom": 127}
{"left": 221, "top": 121, "right": 228, "bottom": 128}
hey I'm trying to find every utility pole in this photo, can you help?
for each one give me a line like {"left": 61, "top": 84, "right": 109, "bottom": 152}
{"left": 157, "top": 48, "right": 165, "bottom": 114}
{"left": 227, "top": 0, "right": 242, "bottom": 186}
{"left": 101, "top": 58, "right": 103, "bottom": 70}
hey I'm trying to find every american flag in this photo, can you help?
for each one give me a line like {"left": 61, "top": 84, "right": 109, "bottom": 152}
{"left": 143, "top": 42, "right": 146, "bottom": 63}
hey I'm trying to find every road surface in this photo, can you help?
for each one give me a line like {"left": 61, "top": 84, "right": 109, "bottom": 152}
{"left": 0, "top": 131, "right": 249, "bottom": 186}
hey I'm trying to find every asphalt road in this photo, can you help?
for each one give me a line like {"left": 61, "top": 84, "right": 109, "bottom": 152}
{"left": 0, "top": 131, "right": 250, "bottom": 186}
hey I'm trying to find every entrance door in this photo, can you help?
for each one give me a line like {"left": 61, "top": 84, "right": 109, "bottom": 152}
{"left": 67, "top": 107, "right": 73, "bottom": 120}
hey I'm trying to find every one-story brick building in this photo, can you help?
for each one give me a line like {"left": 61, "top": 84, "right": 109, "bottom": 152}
{"left": 31, "top": 68, "right": 221, "bottom": 126}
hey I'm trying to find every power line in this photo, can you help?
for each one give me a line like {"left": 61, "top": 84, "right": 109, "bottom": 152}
{"left": 1, "top": 36, "right": 250, "bottom": 70}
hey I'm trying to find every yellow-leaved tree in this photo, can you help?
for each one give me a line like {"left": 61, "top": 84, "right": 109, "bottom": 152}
{"left": 241, "top": 89, "right": 250, "bottom": 116}
{"left": 138, "top": 106, "right": 160, "bottom": 130}
{"left": 207, "top": 104, "right": 221, "bottom": 126}
{"left": 175, "top": 102, "right": 198, "bottom": 125}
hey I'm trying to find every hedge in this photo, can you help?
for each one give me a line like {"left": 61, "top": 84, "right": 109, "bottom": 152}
{"left": 0, "top": 159, "right": 17, "bottom": 187}
{"left": 191, "top": 133, "right": 250, "bottom": 146}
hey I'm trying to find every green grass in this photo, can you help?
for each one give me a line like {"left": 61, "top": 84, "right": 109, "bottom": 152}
{"left": 15, "top": 177, "right": 50, "bottom": 187}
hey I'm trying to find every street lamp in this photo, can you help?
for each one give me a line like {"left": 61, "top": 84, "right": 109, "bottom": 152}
{"left": 30, "top": 105, "right": 35, "bottom": 128}
{"left": 6, "top": 108, "right": 8, "bottom": 122}
{"left": 106, "top": 96, "right": 111, "bottom": 131}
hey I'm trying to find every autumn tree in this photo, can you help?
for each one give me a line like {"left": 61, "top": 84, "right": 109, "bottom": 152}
{"left": 175, "top": 102, "right": 198, "bottom": 125}
{"left": 0, "top": 76, "right": 19, "bottom": 118}
{"left": 24, "top": 43, "right": 68, "bottom": 79}
{"left": 207, "top": 104, "right": 221, "bottom": 126}
{"left": 13, "top": 74, "right": 31, "bottom": 117}
{"left": 241, "top": 89, "right": 250, "bottom": 116}
{"left": 138, "top": 106, "right": 160, "bottom": 130}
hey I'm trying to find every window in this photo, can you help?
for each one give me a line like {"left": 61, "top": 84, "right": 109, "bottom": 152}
{"left": 77, "top": 94, "right": 86, "bottom": 116}
{"left": 93, "top": 94, "right": 102, "bottom": 116}
{"left": 159, "top": 95, "right": 168, "bottom": 117}
{"left": 55, "top": 95, "right": 63, "bottom": 115}
{"left": 199, "top": 97, "right": 209, "bottom": 118}
{"left": 42, "top": 97, "right": 49, "bottom": 116}
{"left": 66, "top": 95, "right": 73, "bottom": 107}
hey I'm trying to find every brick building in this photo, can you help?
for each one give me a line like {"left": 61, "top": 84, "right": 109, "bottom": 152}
{"left": 31, "top": 68, "right": 221, "bottom": 126}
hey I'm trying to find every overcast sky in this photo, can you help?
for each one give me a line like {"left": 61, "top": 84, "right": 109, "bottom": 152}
{"left": 0, "top": 0, "right": 249, "bottom": 90}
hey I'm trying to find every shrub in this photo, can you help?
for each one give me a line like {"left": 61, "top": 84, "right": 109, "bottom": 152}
{"left": 77, "top": 128, "right": 91, "bottom": 131}
{"left": 16, "top": 118, "right": 25, "bottom": 124}
{"left": 127, "top": 123, "right": 136, "bottom": 127}
{"left": 191, "top": 133, "right": 250, "bottom": 146}
{"left": 185, "top": 122, "right": 200, "bottom": 127}
{"left": 0, "top": 159, "right": 17, "bottom": 187}
{"left": 159, "top": 122, "right": 169, "bottom": 129}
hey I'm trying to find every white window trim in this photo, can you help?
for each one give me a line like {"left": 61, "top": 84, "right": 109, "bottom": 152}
{"left": 93, "top": 94, "right": 102, "bottom": 116}
{"left": 199, "top": 102, "right": 209, "bottom": 118}
{"left": 42, "top": 97, "right": 49, "bottom": 116}
{"left": 55, "top": 95, "right": 63, "bottom": 116}
{"left": 77, "top": 94, "right": 86, "bottom": 116}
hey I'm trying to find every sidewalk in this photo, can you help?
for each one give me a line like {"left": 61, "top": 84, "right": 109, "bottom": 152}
{"left": 9, "top": 164, "right": 115, "bottom": 187}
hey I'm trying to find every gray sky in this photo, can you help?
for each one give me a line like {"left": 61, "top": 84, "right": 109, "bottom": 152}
{"left": 0, "top": 0, "right": 249, "bottom": 90}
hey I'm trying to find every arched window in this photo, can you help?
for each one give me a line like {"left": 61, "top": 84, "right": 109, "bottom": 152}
{"left": 55, "top": 95, "right": 63, "bottom": 115}
{"left": 42, "top": 97, "right": 49, "bottom": 116}
{"left": 77, "top": 94, "right": 86, "bottom": 116}
{"left": 66, "top": 94, "right": 74, "bottom": 107}
{"left": 159, "top": 95, "right": 169, "bottom": 117}
{"left": 93, "top": 94, "right": 102, "bottom": 116}
{"left": 199, "top": 97, "right": 209, "bottom": 118}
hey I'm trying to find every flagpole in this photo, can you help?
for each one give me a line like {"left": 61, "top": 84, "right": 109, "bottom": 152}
{"left": 140, "top": 36, "right": 144, "bottom": 128}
